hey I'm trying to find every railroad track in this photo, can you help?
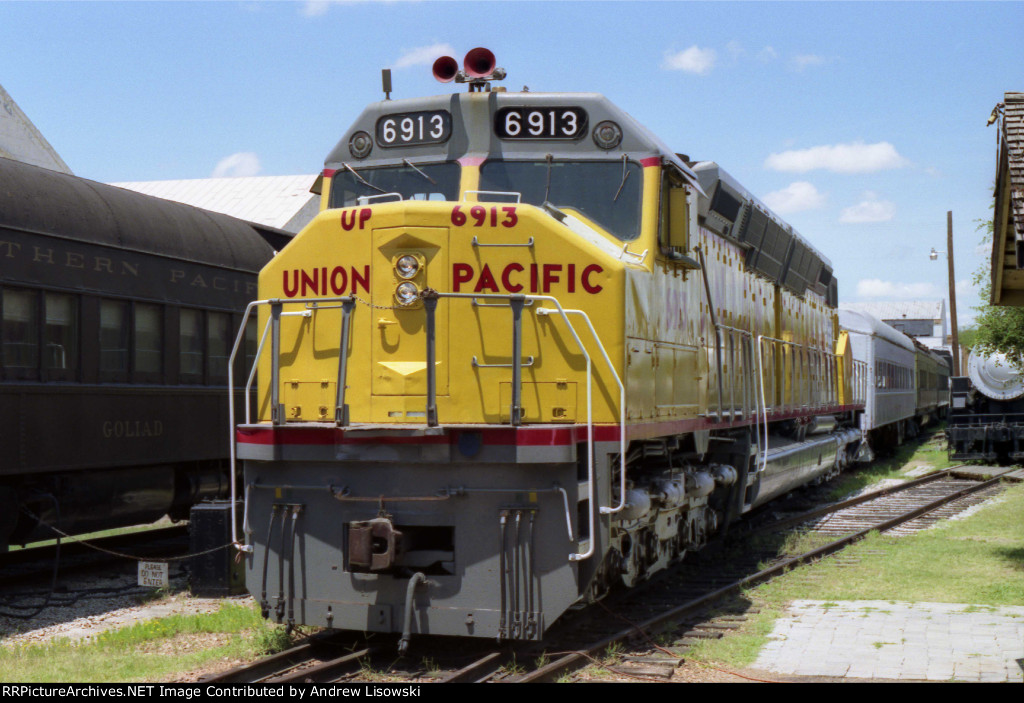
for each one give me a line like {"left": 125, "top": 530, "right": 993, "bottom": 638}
{"left": 802, "top": 474, "right": 1007, "bottom": 536}
{"left": 509, "top": 467, "right": 1018, "bottom": 683}
{"left": 199, "top": 466, "right": 1019, "bottom": 684}
{"left": 204, "top": 632, "right": 499, "bottom": 684}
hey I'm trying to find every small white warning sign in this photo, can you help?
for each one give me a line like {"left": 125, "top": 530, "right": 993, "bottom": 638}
{"left": 138, "top": 561, "right": 169, "bottom": 588}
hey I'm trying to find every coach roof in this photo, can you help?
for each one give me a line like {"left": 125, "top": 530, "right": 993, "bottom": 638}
{"left": 0, "top": 156, "right": 282, "bottom": 272}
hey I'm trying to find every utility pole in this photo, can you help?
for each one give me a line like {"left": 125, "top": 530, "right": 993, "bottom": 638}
{"left": 947, "top": 211, "right": 960, "bottom": 375}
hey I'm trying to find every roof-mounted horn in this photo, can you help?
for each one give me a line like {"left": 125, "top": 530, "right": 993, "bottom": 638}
{"left": 431, "top": 47, "right": 506, "bottom": 92}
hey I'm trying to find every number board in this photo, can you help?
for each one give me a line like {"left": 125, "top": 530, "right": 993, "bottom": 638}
{"left": 376, "top": 110, "right": 452, "bottom": 147}
{"left": 495, "top": 107, "right": 588, "bottom": 140}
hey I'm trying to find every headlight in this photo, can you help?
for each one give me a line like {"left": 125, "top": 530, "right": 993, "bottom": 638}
{"left": 349, "top": 131, "right": 373, "bottom": 159}
{"left": 395, "top": 282, "right": 419, "bottom": 306}
{"left": 592, "top": 120, "right": 623, "bottom": 150}
{"left": 396, "top": 254, "right": 419, "bottom": 279}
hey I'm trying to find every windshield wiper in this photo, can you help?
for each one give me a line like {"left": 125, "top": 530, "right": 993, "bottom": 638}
{"left": 613, "top": 154, "right": 630, "bottom": 202}
{"left": 543, "top": 153, "right": 553, "bottom": 203}
{"left": 342, "top": 163, "right": 387, "bottom": 194}
{"left": 403, "top": 159, "right": 437, "bottom": 185}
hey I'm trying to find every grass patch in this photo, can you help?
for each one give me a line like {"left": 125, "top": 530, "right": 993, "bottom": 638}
{"left": 0, "top": 602, "right": 294, "bottom": 683}
{"left": 681, "top": 602, "right": 785, "bottom": 666}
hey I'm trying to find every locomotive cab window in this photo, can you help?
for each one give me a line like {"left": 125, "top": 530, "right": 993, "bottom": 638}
{"left": 328, "top": 162, "right": 460, "bottom": 209}
{"left": 478, "top": 159, "right": 643, "bottom": 241}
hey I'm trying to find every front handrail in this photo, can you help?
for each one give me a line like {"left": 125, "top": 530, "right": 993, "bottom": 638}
{"left": 226, "top": 290, "right": 625, "bottom": 563}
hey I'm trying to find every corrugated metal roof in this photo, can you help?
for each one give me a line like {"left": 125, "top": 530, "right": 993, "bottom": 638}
{"left": 841, "top": 300, "right": 945, "bottom": 321}
{"left": 111, "top": 175, "right": 319, "bottom": 233}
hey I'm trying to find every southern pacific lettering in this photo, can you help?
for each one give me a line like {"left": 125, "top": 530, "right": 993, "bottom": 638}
{"left": 452, "top": 262, "right": 603, "bottom": 294}
{"left": 283, "top": 266, "right": 370, "bottom": 297}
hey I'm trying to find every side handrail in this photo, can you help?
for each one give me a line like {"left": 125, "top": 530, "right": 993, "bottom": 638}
{"left": 227, "top": 295, "right": 356, "bottom": 553}
{"left": 535, "top": 302, "right": 627, "bottom": 520}
{"left": 227, "top": 299, "right": 265, "bottom": 552}
{"left": 695, "top": 246, "right": 726, "bottom": 422}
{"left": 443, "top": 291, "right": 622, "bottom": 561}
{"left": 755, "top": 334, "right": 848, "bottom": 475}
{"left": 713, "top": 323, "right": 756, "bottom": 421}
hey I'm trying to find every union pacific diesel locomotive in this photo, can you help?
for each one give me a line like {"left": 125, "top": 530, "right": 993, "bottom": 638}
{"left": 230, "top": 49, "right": 870, "bottom": 650}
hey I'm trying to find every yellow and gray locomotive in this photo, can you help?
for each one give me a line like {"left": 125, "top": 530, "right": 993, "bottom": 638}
{"left": 230, "top": 49, "right": 866, "bottom": 648}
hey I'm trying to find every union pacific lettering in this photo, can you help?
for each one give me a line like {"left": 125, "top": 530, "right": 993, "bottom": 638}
{"left": 283, "top": 266, "right": 370, "bottom": 297}
{"left": 453, "top": 262, "right": 603, "bottom": 294}
{"left": 340, "top": 208, "right": 372, "bottom": 231}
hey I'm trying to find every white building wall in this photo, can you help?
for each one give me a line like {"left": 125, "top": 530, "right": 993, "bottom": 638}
{"left": 0, "top": 84, "right": 71, "bottom": 174}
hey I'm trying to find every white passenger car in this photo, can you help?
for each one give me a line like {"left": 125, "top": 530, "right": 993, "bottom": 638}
{"left": 839, "top": 309, "right": 917, "bottom": 448}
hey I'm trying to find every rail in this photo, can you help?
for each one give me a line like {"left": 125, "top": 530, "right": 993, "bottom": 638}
{"left": 226, "top": 291, "right": 625, "bottom": 562}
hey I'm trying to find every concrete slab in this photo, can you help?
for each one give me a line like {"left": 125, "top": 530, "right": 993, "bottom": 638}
{"left": 753, "top": 600, "right": 1024, "bottom": 682}
{"left": 952, "top": 466, "right": 1018, "bottom": 481}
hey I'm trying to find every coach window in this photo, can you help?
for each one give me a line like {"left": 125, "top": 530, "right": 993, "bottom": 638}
{"left": 134, "top": 303, "right": 163, "bottom": 382}
{"left": 99, "top": 300, "right": 130, "bottom": 382}
{"left": 207, "top": 312, "right": 230, "bottom": 383}
{"left": 43, "top": 293, "right": 78, "bottom": 381}
{"left": 1, "top": 288, "right": 39, "bottom": 379}
{"left": 180, "top": 308, "right": 203, "bottom": 383}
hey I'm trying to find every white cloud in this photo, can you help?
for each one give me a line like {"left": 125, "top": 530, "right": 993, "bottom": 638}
{"left": 761, "top": 181, "right": 826, "bottom": 214}
{"left": 956, "top": 277, "right": 980, "bottom": 300}
{"left": 392, "top": 43, "right": 457, "bottom": 70}
{"left": 301, "top": 0, "right": 409, "bottom": 16}
{"left": 840, "top": 192, "right": 896, "bottom": 223}
{"left": 856, "top": 279, "right": 940, "bottom": 299}
{"left": 211, "top": 152, "right": 261, "bottom": 178}
{"left": 791, "top": 54, "right": 827, "bottom": 71}
{"left": 757, "top": 46, "right": 778, "bottom": 62}
{"left": 765, "top": 141, "right": 910, "bottom": 174}
{"left": 301, "top": 1, "right": 332, "bottom": 16}
{"left": 662, "top": 46, "right": 717, "bottom": 75}
{"left": 726, "top": 40, "right": 744, "bottom": 60}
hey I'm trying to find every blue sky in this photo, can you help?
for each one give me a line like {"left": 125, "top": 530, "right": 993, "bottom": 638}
{"left": 3, "top": 1, "right": 1021, "bottom": 328}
